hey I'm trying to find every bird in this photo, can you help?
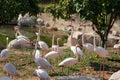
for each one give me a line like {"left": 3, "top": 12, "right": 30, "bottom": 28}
{"left": 0, "top": 76, "right": 12, "bottom": 80}
{"left": 50, "top": 30, "right": 63, "bottom": 60}
{"left": 113, "top": 40, "right": 120, "bottom": 54}
{"left": 0, "top": 37, "right": 9, "bottom": 62}
{"left": 67, "top": 25, "right": 77, "bottom": 47}
{"left": 33, "top": 68, "right": 50, "bottom": 80}
{"left": 3, "top": 63, "right": 19, "bottom": 78}
{"left": 93, "top": 32, "right": 111, "bottom": 78}
{"left": 8, "top": 26, "right": 32, "bottom": 50}
{"left": 58, "top": 57, "right": 78, "bottom": 74}
{"left": 35, "top": 27, "right": 49, "bottom": 57}
{"left": 34, "top": 43, "right": 55, "bottom": 72}
{"left": 70, "top": 45, "right": 84, "bottom": 59}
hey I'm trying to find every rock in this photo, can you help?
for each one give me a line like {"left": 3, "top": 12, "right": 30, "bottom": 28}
{"left": 109, "top": 70, "right": 120, "bottom": 80}
{"left": 36, "top": 18, "right": 44, "bottom": 26}
{"left": 55, "top": 76, "right": 102, "bottom": 80}
{"left": 18, "top": 13, "right": 35, "bottom": 27}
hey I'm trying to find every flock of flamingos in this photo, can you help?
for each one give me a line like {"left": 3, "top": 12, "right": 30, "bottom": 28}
{"left": 0, "top": 23, "right": 119, "bottom": 80}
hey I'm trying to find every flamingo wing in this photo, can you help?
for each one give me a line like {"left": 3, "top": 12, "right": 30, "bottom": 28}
{"left": 59, "top": 57, "right": 77, "bottom": 67}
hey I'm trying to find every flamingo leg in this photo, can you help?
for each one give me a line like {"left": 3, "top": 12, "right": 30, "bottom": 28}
{"left": 102, "top": 58, "right": 105, "bottom": 79}
{"left": 67, "top": 67, "right": 69, "bottom": 75}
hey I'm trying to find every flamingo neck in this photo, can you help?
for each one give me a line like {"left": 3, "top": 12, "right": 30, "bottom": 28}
{"left": 52, "top": 31, "right": 55, "bottom": 46}
{"left": 82, "top": 26, "right": 86, "bottom": 46}
{"left": 93, "top": 31, "right": 96, "bottom": 51}
{"left": 37, "top": 27, "right": 41, "bottom": 41}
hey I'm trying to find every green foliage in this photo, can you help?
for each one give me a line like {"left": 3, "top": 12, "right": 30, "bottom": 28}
{"left": 45, "top": 0, "right": 120, "bottom": 47}
{"left": 0, "top": 0, "right": 39, "bottom": 24}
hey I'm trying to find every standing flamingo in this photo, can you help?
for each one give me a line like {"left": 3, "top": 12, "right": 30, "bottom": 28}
{"left": 35, "top": 26, "right": 49, "bottom": 57}
{"left": 51, "top": 30, "right": 64, "bottom": 54}
{"left": 3, "top": 63, "right": 19, "bottom": 78}
{"left": 33, "top": 68, "right": 50, "bottom": 80}
{"left": 58, "top": 57, "right": 78, "bottom": 74}
{"left": 34, "top": 43, "right": 55, "bottom": 72}
{"left": 93, "top": 31, "right": 111, "bottom": 78}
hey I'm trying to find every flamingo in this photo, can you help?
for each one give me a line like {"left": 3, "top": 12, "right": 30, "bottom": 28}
{"left": 58, "top": 57, "right": 78, "bottom": 74}
{"left": 0, "top": 76, "right": 12, "bottom": 80}
{"left": 0, "top": 37, "right": 9, "bottom": 62}
{"left": 80, "top": 24, "right": 96, "bottom": 70}
{"left": 51, "top": 30, "right": 64, "bottom": 59}
{"left": 67, "top": 25, "right": 77, "bottom": 46}
{"left": 34, "top": 43, "right": 55, "bottom": 72}
{"left": 3, "top": 63, "right": 19, "bottom": 78}
{"left": 35, "top": 26, "right": 49, "bottom": 57}
{"left": 14, "top": 26, "right": 32, "bottom": 49}
{"left": 113, "top": 40, "right": 120, "bottom": 54}
{"left": 93, "top": 32, "right": 111, "bottom": 78}
{"left": 33, "top": 68, "right": 50, "bottom": 80}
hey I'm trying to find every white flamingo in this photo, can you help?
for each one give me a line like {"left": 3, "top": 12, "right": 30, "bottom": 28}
{"left": 3, "top": 63, "right": 19, "bottom": 78}
{"left": 10, "top": 26, "right": 32, "bottom": 50}
{"left": 51, "top": 30, "right": 64, "bottom": 54}
{"left": 113, "top": 40, "right": 120, "bottom": 54}
{"left": 67, "top": 25, "right": 77, "bottom": 47}
{"left": 58, "top": 57, "right": 78, "bottom": 74}
{"left": 44, "top": 51, "right": 59, "bottom": 60}
{"left": 36, "top": 26, "right": 49, "bottom": 57}
{"left": 33, "top": 68, "right": 50, "bottom": 80}
{"left": 0, "top": 76, "right": 12, "bottom": 80}
{"left": 34, "top": 43, "right": 55, "bottom": 72}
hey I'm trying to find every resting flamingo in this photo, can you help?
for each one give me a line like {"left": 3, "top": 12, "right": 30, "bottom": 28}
{"left": 33, "top": 68, "right": 50, "bottom": 80}
{"left": 3, "top": 63, "right": 19, "bottom": 79}
{"left": 8, "top": 26, "right": 32, "bottom": 50}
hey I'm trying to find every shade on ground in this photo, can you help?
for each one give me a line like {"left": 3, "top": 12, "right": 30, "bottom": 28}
{"left": 55, "top": 76, "right": 103, "bottom": 80}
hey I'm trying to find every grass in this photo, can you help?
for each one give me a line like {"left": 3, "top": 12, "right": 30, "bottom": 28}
{"left": 0, "top": 25, "right": 120, "bottom": 80}
{"left": 0, "top": 48, "right": 120, "bottom": 80}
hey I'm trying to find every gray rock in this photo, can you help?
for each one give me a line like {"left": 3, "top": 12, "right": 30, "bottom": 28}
{"left": 55, "top": 76, "right": 102, "bottom": 80}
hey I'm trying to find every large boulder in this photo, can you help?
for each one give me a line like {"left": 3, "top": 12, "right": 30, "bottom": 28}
{"left": 18, "top": 13, "right": 35, "bottom": 27}
{"left": 109, "top": 70, "right": 120, "bottom": 80}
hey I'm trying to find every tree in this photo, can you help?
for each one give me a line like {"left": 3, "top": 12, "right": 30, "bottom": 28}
{"left": 0, "top": 0, "right": 39, "bottom": 24}
{"left": 45, "top": 0, "right": 120, "bottom": 48}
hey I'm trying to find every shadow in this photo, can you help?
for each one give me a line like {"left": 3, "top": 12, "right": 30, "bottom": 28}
{"left": 50, "top": 72, "right": 67, "bottom": 76}
{"left": 89, "top": 62, "right": 120, "bottom": 72}
{"left": 108, "top": 58, "right": 120, "bottom": 63}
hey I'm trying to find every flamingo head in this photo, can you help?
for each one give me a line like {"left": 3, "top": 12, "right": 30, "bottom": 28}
{"left": 15, "top": 72, "right": 20, "bottom": 77}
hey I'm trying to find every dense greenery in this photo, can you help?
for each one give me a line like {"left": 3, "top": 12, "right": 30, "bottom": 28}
{"left": 45, "top": 0, "right": 120, "bottom": 48}
{"left": 0, "top": 0, "right": 39, "bottom": 24}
